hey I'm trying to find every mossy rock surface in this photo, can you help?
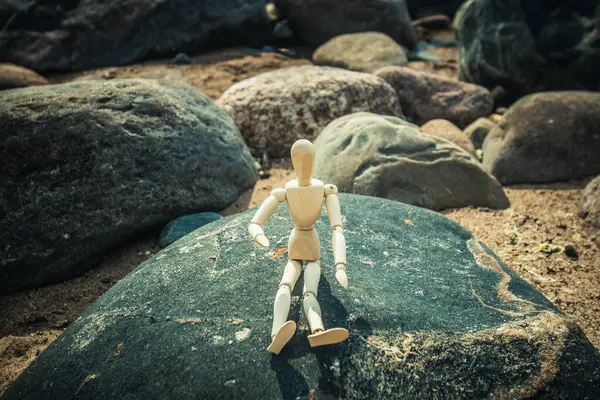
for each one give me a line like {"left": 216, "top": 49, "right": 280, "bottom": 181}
{"left": 5, "top": 195, "right": 599, "bottom": 399}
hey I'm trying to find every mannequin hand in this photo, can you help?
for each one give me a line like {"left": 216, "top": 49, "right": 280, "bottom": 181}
{"left": 248, "top": 223, "right": 269, "bottom": 248}
{"left": 254, "top": 233, "right": 269, "bottom": 248}
{"left": 335, "top": 265, "right": 348, "bottom": 289}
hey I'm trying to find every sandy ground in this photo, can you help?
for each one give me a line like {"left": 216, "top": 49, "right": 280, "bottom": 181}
{"left": 2, "top": 32, "right": 599, "bottom": 395}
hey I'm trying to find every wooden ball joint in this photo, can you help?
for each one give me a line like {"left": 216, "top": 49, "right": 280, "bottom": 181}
{"left": 248, "top": 139, "right": 349, "bottom": 354}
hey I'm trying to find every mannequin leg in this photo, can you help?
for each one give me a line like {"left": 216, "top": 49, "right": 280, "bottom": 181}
{"left": 303, "top": 260, "right": 349, "bottom": 347}
{"left": 268, "top": 259, "right": 301, "bottom": 354}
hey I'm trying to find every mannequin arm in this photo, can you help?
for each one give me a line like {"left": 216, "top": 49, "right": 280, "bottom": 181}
{"left": 325, "top": 184, "right": 348, "bottom": 288}
{"left": 248, "top": 188, "right": 286, "bottom": 248}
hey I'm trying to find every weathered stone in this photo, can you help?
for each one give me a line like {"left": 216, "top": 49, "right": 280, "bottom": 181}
{"left": 313, "top": 113, "right": 508, "bottom": 210}
{"left": 217, "top": 66, "right": 403, "bottom": 157}
{"left": 159, "top": 213, "right": 222, "bottom": 248}
{"left": 0, "top": 63, "right": 48, "bottom": 90}
{"left": 464, "top": 117, "right": 496, "bottom": 149}
{"left": 4, "top": 195, "right": 599, "bottom": 399}
{"left": 273, "top": 0, "right": 417, "bottom": 49}
{"left": 0, "top": 0, "right": 272, "bottom": 71}
{"left": 420, "top": 119, "right": 476, "bottom": 156}
{"left": 579, "top": 176, "right": 600, "bottom": 248}
{"left": 0, "top": 79, "right": 258, "bottom": 294}
{"left": 483, "top": 92, "right": 600, "bottom": 184}
{"left": 454, "top": 0, "right": 600, "bottom": 98}
{"left": 375, "top": 66, "right": 493, "bottom": 128}
{"left": 313, "top": 32, "right": 408, "bottom": 73}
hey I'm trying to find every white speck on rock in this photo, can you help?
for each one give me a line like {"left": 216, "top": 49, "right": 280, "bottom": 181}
{"left": 210, "top": 335, "right": 226, "bottom": 346}
{"left": 224, "top": 380, "right": 236, "bottom": 387}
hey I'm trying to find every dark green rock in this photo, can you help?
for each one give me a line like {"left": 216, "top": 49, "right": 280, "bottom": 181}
{"left": 0, "top": 0, "right": 272, "bottom": 72}
{"left": 454, "top": 0, "right": 600, "bottom": 98}
{"left": 5, "top": 195, "right": 599, "bottom": 399}
{"left": 274, "top": 0, "right": 417, "bottom": 49}
{"left": 0, "top": 79, "right": 258, "bottom": 294}
{"left": 159, "top": 212, "right": 222, "bottom": 248}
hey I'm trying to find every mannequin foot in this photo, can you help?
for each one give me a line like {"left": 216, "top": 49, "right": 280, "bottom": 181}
{"left": 268, "top": 320, "right": 296, "bottom": 355}
{"left": 308, "top": 328, "right": 349, "bottom": 348}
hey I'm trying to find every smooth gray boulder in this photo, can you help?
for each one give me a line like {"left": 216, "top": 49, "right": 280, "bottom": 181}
{"left": 217, "top": 66, "right": 403, "bottom": 158}
{"left": 0, "top": 0, "right": 272, "bottom": 72}
{"left": 313, "top": 113, "right": 509, "bottom": 211}
{"left": 483, "top": 92, "right": 600, "bottom": 184}
{"left": 0, "top": 79, "right": 258, "bottom": 294}
{"left": 454, "top": 0, "right": 600, "bottom": 98}
{"left": 375, "top": 66, "right": 493, "bottom": 128}
{"left": 313, "top": 32, "right": 408, "bottom": 73}
{"left": 4, "top": 195, "right": 599, "bottom": 399}
{"left": 273, "top": 0, "right": 417, "bottom": 49}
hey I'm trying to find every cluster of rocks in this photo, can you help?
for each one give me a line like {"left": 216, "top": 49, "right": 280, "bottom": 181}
{"left": 2, "top": 1, "right": 600, "bottom": 397}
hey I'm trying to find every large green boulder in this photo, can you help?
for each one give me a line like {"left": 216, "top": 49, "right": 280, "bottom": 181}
{"left": 4, "top": 195, "right": 599, "bottom": 399}
{"left": 0, "top": 79, "right": 258, "bottom": 294}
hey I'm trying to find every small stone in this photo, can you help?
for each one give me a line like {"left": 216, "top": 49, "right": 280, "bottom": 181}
{"left": 409, "top": 51, "right": 441, "bottom": 62}
{"left": 564, "top": 245, "right": 579, "bottom": 261}
{"left": 171, "top": 53, "right": 191, "bottom": 65}
{"left": 420, "top": 119, "right": 477, "bottom": 156}
{"left": 273, "top": 20, "right": 294, "bottom": 40}
{"left": 489, "top": 114, "right": 503, "bottom": 124}
{"left": 313, "top": 32, "right": 408, "bottom": 73}
{"left": 539, "top": 244, "right": 563, "bottom": 254}
{"left": 265, "top": 2, "right": 278, "bottom": 20}
{"left": 464, "top": 117, "right": 496, "bottom": 149}
{"left": 431, "top": 36, "right": 458, "bottom": 48}
{"left": 0, "top": 63, "right": 48, "bottom": 90}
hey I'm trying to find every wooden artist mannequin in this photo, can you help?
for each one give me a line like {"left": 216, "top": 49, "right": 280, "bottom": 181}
{"left": 248, "top": 139, "right": 349, "bottom": 355}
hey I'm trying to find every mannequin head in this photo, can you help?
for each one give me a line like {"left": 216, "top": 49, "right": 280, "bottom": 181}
{"left": 291, "top": 139, "right": 314, "bottom": 186}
